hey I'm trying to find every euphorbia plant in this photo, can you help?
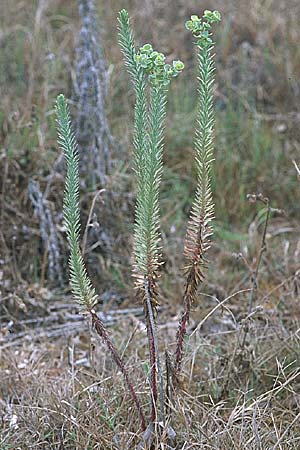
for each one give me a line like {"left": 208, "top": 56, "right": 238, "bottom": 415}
{"left": 118, "top": 9, "right": 184, "bottom": 424}
{"left": 56, "top": 94, "right": 146, "bottom": 431}
{"left": 56, "top": 7, "right": 221, "bottom": 443}
{"left": 175, "top": 10, "right": 221, "bottom": 375}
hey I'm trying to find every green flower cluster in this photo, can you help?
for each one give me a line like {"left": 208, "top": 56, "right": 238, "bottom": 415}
{"left": 134, "top": 43, "right": 184, "bottom": 88}
{"left": 185, "top": 10, "right": 221, "bottom": 46}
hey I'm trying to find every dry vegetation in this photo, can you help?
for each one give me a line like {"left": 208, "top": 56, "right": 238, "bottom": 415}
{"left": 0, "top": 0, "right": 300, "bottom": 448}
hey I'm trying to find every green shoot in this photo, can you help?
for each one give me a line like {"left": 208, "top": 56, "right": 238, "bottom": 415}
{"left": 118, "top": 9, "right": 184, "bottom": 425}
{"left": 175, "top": 10, "right": 221, "bottom": 375}
{"left": 56, "top": 94, "right": 97, "bottom": 312}
{"left": 56, "top": 93, "right": 146, "bottom": 431}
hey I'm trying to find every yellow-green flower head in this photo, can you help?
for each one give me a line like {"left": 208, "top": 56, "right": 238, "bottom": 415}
{"left": 150, "top": 51, "right": 159, "bottom": 59}
{"left": 135, "top": 52, "right": 153, "bottom": 69}
{"left": 135, "top": 44, "right": 184, "bottom": 87}
{"left": 140, "top": 43, "right": 153, "bottom": 54}
{"left": 185, "top": 10, "right": 221, "bottom": 43}
{"left": 173, "top": 60, "right": 184, "bottom": 71}
{"left": 154, "top": 53, "right": 165, "bottom": 66}
{"left": 164, "top": 64, "right": 173, "bottom": 77}
{"left": 203, "top": 10, "right": 221, "bottom": 23}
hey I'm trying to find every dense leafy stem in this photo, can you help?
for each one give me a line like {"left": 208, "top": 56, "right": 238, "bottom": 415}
{"left": 56, "top": 94, "right": 97, "bottom": 311}
{"left": 175, "top": 10, "right": 221, "bottom": 375}
{"left": 56, "top": 93, "right": 147, "bottom": 431}
{"left": 118, "top": 10, "right": 184, "bottom": 291}
{"left": 118, "top": 9, "right": 184, "bottom": 426}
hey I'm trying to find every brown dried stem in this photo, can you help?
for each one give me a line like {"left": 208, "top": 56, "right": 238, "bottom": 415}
{"left": 175, "top": 218, "right": 210, "bottom": 375}
{"left": 143, "top": 276, "right": 165, "bottom": 425}
{"left": 240, "top": 193, "right": 271, "bottom": 350}
{"left": 90, "top": 309, "right": 146, "bottom": 431}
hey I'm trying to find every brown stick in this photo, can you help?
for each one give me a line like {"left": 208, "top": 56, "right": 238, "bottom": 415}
{"left": 146, "top": 314, "right": 157, "bottom": 422}
{"left": 143, "top": 276, "right": 165, "bottom": 425}
{"left": 241, "top": 194, "right": 271, "bottom": 349}
{"left": 90, "top": 309, "right": 146, "bottom": 431}
{"left": 175, "top": 265, "right": 198, "bottom": 374}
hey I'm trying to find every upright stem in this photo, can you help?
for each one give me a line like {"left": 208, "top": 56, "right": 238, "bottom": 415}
{"left": 57, "top": 93, "right": 146, "bottom": 431}
{"left": 90, "top": 310, "right": 146, "bottom": 431}
{"left": 175, "top": 266, "right": 198, "bottom": 374}
{"left": 118, "top": 9, "right": 184, "bottom": 427}
{"left": 248, "top": 197, "right": 270, "bottom": 314}
{"left": 174, "top": 43, "right": 214, "bottom": 376}
{"left": 144, "top": 277, "right": 165, "bottom": 424}
{"left": 241, "top": 194, "right": 271, "bottom": 350}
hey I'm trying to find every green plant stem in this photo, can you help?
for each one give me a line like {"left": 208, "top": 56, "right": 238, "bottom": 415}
{"left": 56, "top": 94, "right": 97, "bottom": 311}
{"left": 175, "top": 40, "right": 215, "bottom": 376}
{"left": 56, "top": 94, "right": 146, "bottom": 432}
{"left": 135, "top": 87, "right": 165, "bottom": 279}
{"left": 118, "top": 9, "right": 183, "bottom": 425}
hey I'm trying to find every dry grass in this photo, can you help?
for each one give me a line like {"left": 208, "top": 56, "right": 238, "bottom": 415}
{"left": 1, "top": 0, "right": 300, "bottom": 448}
{"left": 1, "top": 288, "right": 300, "bottom": 449}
